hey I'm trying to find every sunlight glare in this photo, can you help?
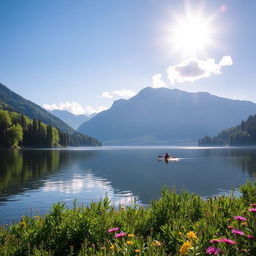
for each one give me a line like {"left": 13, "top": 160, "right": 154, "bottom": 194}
{"left": 170, "top": 10, "right": 215, "bottom": 57}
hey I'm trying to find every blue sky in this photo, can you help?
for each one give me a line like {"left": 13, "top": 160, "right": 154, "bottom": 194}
{"left": 0, "top": 0, "right": 256, "bottom": 115}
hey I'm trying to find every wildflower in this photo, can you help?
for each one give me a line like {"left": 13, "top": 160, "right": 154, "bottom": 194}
{"left": 110, "top": 245, "right": 115, "bottom": 250}
{"left": 135, "top": 249, "right": 140, "bottom": 253}
{"left": 115, "top": 232, "right": 126, "bottom": 238}
{"left": 186, "top": 231, "right": 197, "bottom": 240}
{"left": 126, "top": 240, "right": 133, "bottom": 245}
{"left": 210, "top": 239, "right": 221, "bottom": 244}
{"left": 206, "top": 246, "right": 222, "bottom": 255}
{"left": 241, "top": 222, "right": 247, "bottom": 226}
{"left": 108, "top": 227, "right": 119, "bottom": 233}
{"left": 19, "top": 221, "right": 26, "bottom": 228}
{"left": 179, "top": 232, "right": 183, "bottom": 236}
{"left": 220, "top": 238, "right": 236, "bottom": 245}
{"left": 152, "top": 240, "right": 162, "bottom": 246}
{"left": 251, "top": 203, "right": 256, "bottom": 207}
{"left": 227, "top": 225, "right": 234, "bottom": 229}
{"left": 241, "top": 249, "right": 248, "bottom": 253}
{"left": 128, "top": 233, "right": 135, "bottom": 237}
{"left": 179, "top": 241, "right": 193, "bottom": 255}
{"left": 247, "top": 235, "right": 254, "bottom": 239}
{"left": 234, "top": 216, "right": 247, "bottom": 221}
{"left": 231, "top": 229, "right": 244, "bottom": 236}
{"left": 248, "top": 208, "right": 256, "bottom": 212}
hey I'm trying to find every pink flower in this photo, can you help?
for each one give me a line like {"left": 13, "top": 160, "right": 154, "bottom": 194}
{"left": 234, "top": 216, "right": 247, "bottom": 221}
{"left": 227, "top": 225, "right": 234, "bottom": 230}
{"left": 210, "top": 239, "right": 221, "bottom": 244}
{"left": 108, "top": 227, "right": 119, "bottom": 233}
{"left": 249, "top": 208, "right": 256, "bottom": 212}
{"left": 251, "top": 203, "right": 256, "bottom": 207}
{"left": 206, "top": 246, "right": 222, "bottom": 255}
{"left": 231, "top": 229, "right": 244, "bottom": 236}
{"left": 247, "top": 235, "right": 255, "bottom": 239}
{"left": 115, "top": 232, "right": 127, "bottom": 238}
{"left": 220, "top": 238, "right": 236, "bottom": 245}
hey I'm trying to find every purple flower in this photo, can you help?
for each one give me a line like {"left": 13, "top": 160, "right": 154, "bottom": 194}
{"left": 115, "top": 232, "right": 127, "bottom": 238}
{"left": 249, "top": 208, "right": 256, "bottom": 212}
{"left": 231, "top": 229, "right": 244, "bottom": 236}
{"left": 234, "top": 216, "right": 247, "bottom": 221}
{"left": 108, "top": 227, "right": 119, "bottom": 233}
{"left": 220, "top": 238, "right": 236, "bottom": 245}
{"left": 206, "top": 246, "right": 222, "bottom": 255}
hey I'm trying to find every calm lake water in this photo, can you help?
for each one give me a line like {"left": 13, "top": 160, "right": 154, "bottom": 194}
{"left": 0, "top": 146, "right": 256, "bottom": 224}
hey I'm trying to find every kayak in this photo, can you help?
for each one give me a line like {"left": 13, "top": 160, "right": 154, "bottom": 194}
{"left": 158, "top": 155, "right": 179, "bottom": 161}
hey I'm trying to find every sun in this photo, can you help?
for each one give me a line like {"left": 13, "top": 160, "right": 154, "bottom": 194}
{"left": 170, "top": 10, "right": 216, "bottom": 57}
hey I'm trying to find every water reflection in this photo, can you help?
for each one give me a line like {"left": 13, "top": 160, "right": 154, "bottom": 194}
{"left": 198, "top": 148, "right": 256, "bottom": 177}
{"left": 1, "top": 147, "right": 256, "bottom": 224}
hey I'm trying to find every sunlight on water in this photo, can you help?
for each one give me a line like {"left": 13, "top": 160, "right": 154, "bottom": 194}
{"left": 0, "top": 146, "right": 256, "bottom": 223}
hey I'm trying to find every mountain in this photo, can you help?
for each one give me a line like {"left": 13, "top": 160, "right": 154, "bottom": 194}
{"left": 199, "top": 115, "right": 256, "bottom": 146}
{"left": 78, "top": 87, "right": 256, "bottom": 145}
{"left": 0, "top": 83, "right": 73, "bottom": 132}
{"left": 50, "top": 110, "right": 89, "bottom": 130}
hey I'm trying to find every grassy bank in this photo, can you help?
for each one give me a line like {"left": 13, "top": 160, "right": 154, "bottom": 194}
{"left": 1, "top": 183, "right": 256, "bottom": 255}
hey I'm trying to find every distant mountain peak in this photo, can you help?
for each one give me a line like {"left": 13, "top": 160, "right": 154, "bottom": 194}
{"left": 78, "top": 87, "right": 256, "bottom": 145}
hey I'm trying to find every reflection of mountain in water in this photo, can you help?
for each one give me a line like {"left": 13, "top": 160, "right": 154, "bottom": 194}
{"left": 198, "top": 148, "right": 256, "bottom": 177}
{"left": 0, "top": 149, "right": 95, "bottom": 201}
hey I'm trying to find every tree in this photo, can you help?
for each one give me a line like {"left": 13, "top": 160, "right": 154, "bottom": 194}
{"left": 6, "top": 124, "right": 23, "bottom": 147}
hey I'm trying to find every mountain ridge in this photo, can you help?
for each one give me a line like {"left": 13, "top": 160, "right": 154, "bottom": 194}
{"left": 78, "top": 87, "right": 256, "bottom": 145}
{"left": 49, "top": 110, "right": 89, "bottom": 130}
{"left": 0, "top": 83, "right": 74, "bottom": 133}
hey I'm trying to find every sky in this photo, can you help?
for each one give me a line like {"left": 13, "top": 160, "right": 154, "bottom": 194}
{"left": 0, "top": 0, "right": 256, "bottom": 115}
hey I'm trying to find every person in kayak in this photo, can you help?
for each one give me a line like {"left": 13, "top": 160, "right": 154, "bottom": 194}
{"left": 164, "top": 153, "right": 170, "bottom": 160}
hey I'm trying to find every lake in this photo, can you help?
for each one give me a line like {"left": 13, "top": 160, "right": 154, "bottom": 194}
{"left": 0, "top": 146, "right": 256, "bottom": 224}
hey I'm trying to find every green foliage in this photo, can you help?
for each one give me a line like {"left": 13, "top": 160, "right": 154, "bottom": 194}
{"left": 199, "top": 114, "right": 256, "bottom": 146}
{"left": 0, "top": 109, "right": 101, "bottom": 147}
{"left": 1, "top": 183, "right": 256, "bottom": 255}
{"left": 7, "top": 124, "right": 23, "bottom": 147}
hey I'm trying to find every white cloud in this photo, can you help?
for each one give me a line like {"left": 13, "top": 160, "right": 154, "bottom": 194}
{"left": 43, "top": 102, "right": 108, "bottom": 116}
{"left": 152, "top": 73, "right": 166, "bottom": 88}
{"left": 101, "top": 91, "right": 113, "bottom": 99}
{"left": 101, "top": 89, "right": 136, "bottom": 99}
{"left": 219, "top": 56, "right": 233, "bottom": 67}
{"left": 43, "top": 102, "right": 86, "bottom": 115}
{"left": 84, "top": 105, "right": 108, "bottom": 115}
{"left": 167, "top": 56, "right": 233, "bottom": 84}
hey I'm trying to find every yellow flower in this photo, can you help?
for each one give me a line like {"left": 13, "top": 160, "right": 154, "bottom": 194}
{"left": 128, "top": 233, "right": 135, "bottom": 237}
{"left": 135, "top": 249, "right": 140, "bottom": 253}
{"left": 186, "top": 231, "right": 197, "bottom": 240}
{"left": 19, "top": 221, "right": 26, "bottom": 228}
{"left": 152, "top": 240, "right": 162, "bottom": 246}
{"left": 110, "top": 245, "right": 115, "bottom": 250}
{"left": 178, "top": 232, "right": 183, "bottom": 236}
{"left": 241, "top": 222, "right": 248, "bottom": 226}
{"left": 179, "top": 241, "right": 193, "bottom": 255}
{"left": 127, "top": 240, "right": 133, "bottom": 245}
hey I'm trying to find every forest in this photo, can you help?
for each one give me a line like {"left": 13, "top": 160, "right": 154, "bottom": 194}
{"left": 199, "top": 114, "right": 256, "bottom": 146}
{"left": 0, "top": 109, "right": 101, "bottom": 148}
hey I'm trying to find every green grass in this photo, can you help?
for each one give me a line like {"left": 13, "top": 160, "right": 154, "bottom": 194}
{"left": 1, "top": 182, "right": 256, "bottom": 255}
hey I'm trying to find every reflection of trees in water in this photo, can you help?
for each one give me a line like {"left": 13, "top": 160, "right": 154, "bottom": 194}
{"left": 0, "top": 149, "right": 96, "bottom": 199}
{"left": 199, "top": 148, "right": 256, "bottom": 177}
